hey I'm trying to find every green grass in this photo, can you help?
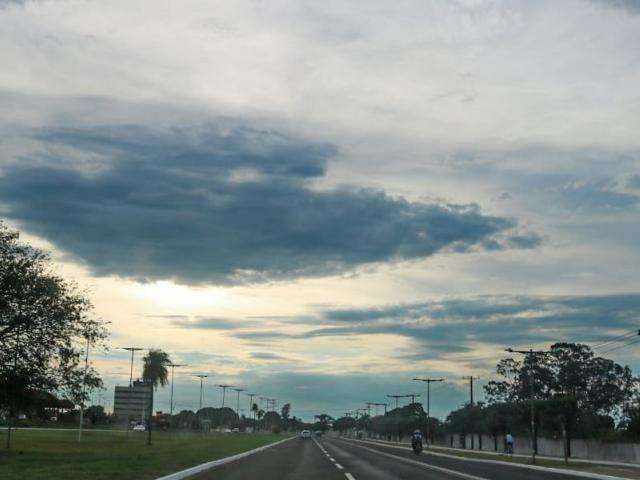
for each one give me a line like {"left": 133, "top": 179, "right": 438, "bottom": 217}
{"left": 0, "top": 429, "right": 287, "bottom": 480}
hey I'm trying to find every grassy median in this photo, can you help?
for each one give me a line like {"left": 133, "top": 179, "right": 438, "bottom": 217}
{"left": 0, "top": 429, "right": 286, "bottom": 480}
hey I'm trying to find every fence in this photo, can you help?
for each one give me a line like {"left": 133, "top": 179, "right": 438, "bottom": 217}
{"left": 442, "top": 433, "right": 640, "bottom": 464}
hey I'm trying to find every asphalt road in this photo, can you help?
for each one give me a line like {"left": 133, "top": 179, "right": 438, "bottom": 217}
{"left": 192, "top": 435, "right": 621, "bottom": 480}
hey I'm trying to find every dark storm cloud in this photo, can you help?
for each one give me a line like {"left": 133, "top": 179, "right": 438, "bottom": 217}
{"left": 0, "top": 124, "right": 538, "bottom": 285}
{"left": 228, "top": 294, "right": 640, "bottom": 359}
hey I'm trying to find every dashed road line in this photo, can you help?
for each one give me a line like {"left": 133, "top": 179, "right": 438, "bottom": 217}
{"left": 314, "top": 437, "right": 356, "bottom": 480}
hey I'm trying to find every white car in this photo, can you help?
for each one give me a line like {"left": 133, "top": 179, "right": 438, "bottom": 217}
{"left": 132, "top": 424, "right": 146, "bottom": 432}
{"left": 300, "top": 430, "right": 311, "bottom": 438}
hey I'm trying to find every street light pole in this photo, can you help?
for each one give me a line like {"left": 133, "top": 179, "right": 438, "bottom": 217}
{"left": 414, "top": 377, "right": 444, "bottom": 446}
{"left": 218, "top": 385, "right": 234, "bottom": 408}
{"left": 123, "top": 347, "right": 143, "bottom": 387}
{"left": 233, "top": 388, "right": 245, "bottom": 426}
{"left": 168, "top": 364, "right": 187, "bottom": 415}
{"left": 194, "top": 374, "right": 208, "bottom": 410}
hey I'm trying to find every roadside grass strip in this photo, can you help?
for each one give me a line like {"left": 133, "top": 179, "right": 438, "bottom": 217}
{"left": 154, "top": 436, "right": 295, "bottom": 480}
{"left": 344, "top": 438, "right": 633, "bottom": 480}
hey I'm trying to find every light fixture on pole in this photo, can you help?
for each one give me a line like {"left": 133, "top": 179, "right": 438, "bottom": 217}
{"left": 194, "top": 374, "right": 209, "bottom": 410}
{"left": 233, "top": 388, "right": 245, "bottom": 425}
{"left": 218, "top": 384, "right": 234, "bottom": 408}
{"left": 122, "top": 347, "right": 143, "bottom": 387}
{"left": 168, "top": 363, "right": 187, "bottom": 415}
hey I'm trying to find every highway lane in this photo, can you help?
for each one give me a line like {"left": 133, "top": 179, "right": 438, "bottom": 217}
{"left": 324, "top": 436, "right": 623, "bottom": 480}
{"left": 190, "top": 436, "right": 346, "bottom": 480}
{"left": 190, "top": 435, "right": 488, "bottom": 480}
{"left": 189, "top": 434, "right": 627, "bottom": 480}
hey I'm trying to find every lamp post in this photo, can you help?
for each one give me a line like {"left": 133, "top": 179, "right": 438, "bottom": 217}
{"left": 168, "top": 364, "right": 187, "bottom": 415}
{"left": 194, "top": 374, "right": 208, "bottom": 410}
{"left": 218, "top": 385, "right": 234, "bottom": 408}
{"left": 233, "top": 388, "right": 245, "bottom": 427}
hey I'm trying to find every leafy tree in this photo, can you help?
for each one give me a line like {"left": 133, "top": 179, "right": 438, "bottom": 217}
{"left": 142, "top": 349, "right": 171, "bottom": 444}
{"left": 313, "top": 413, "right": 333, "bottom": 432}
{"left": 84, "top": 404, "right": 107, "bottom": 425}
{"left": 0, "top": 222, "right": 107, "bottom": 448}
{"left": 333, "top": 416, "right": 356, "bottom": 432}
{"left": 484, "top": 342, "right": 639, "bottom": 452}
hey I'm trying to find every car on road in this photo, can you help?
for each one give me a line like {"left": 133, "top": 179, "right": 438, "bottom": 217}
{"left": 132, "top": 424, "right": 146, "bottom": 432}
{"left": 300, "top": 430, "right": 311, "bottom": 438}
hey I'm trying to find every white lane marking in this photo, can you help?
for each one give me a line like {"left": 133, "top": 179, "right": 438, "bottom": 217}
{"left": 329, "top": 457, "right": 336, "bottom": 462}
{"left": 338, "top": 439, "right": 487, "bottom": 480}
{"left": 335, "top": 463, "right": 344, "bottom": 469}
{"left": 345, "top": 474, "right": 356, "bottom": 480}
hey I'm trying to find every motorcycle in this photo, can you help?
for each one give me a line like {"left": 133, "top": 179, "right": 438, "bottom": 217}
{"left": 411, "top": 437, "right": 423, "bottom": 454}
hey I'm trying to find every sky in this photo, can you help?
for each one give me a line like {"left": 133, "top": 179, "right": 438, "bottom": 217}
{"left": 1, "top": 0, "right": 640, "bottom": 421}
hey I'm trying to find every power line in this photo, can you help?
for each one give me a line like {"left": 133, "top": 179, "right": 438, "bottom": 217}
{"left": 591, "top": 329, "right": 640, "bottom": 349}
{"left": 599, "top": 337, "right": 640, "bottom": 355}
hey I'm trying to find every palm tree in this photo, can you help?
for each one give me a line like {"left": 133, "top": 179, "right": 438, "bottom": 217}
{"left": 141, "top": 349, "right": 171, "bottom": 445}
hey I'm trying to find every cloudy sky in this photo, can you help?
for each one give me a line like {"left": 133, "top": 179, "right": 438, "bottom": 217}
{"left": 1, "top": 0, "right": 640, "bottom": 420}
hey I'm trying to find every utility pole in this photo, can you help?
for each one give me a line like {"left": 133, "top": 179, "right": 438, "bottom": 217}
{"left": 218, "top": 384, "right": 234, "bottom": 408}
{"left": 168, "top": 364, "right": 187, "bottom": 415}
{"left": 123, "top": 347, "right": 143, "bottom": 387}
{"left": 194, "top": 374, "right": 208, "bottom": 410}
{"left": 506, "top": 348, "right": 548, "bottom": 464}
{"left": 462, "top": 376, "right": 478, "bottom": 449}
{"left": 414, "top": 377, "right": 444, "bottom": 446}
{"left": 462, "top": 376, "right": 477, "bottom": 405}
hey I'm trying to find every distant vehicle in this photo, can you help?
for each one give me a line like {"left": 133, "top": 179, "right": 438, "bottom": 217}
{"left": 132, "top": 424, "right": 146, "bottom": 432}
{"left": 300, "top": 430, "right": 311, "bottom": 438}
{"left": 231, "top": 427, "right": 240, "bottom": 433}
{"left": 314, "top": 430, "right": 323, "bottom": 437}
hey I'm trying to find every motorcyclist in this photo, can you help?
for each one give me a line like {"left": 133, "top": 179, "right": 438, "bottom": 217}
{"left": 411, "top": 429, "right": 423, "bottom": 454}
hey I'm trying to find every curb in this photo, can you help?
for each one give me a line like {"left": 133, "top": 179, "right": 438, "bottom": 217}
{"left": 154, "top": 435, "right": 295, "bottom": 480}
{"left": 344, "top": 438, "right": 633, "bottom": 480}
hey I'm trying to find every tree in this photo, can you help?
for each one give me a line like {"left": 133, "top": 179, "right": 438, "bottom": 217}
{"left": 333, "top": 416, "right": 356, "bottom": 433}
{"left": 484, "top": 342, "right": 639, "bottom": 454}
{"left": 142, "top": 349, "right": 171, "bottom": 444}
{"left": 0, "top": 222, "right": 107, "bottom": 448}
{"left": 313, "top": 413, "right": 333, "bottom": 433}
{"left": 280, "top": 403, "right": 291, "bottom": 430}
{"left": 84, "top": 405, "right": 107, "bottom": 425}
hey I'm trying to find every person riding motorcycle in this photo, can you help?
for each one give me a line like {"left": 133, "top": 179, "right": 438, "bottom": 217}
{"left": 411, "top": 429, "right": 423, "bottom": 454}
